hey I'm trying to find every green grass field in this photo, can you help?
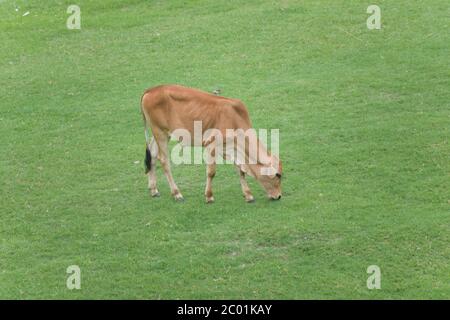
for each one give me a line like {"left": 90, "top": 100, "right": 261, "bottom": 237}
{"left": 1, "top": 0, "right": 449, "bottom": 299}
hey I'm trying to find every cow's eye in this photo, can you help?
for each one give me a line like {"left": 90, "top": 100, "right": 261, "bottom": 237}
{"left": 276, "top": 173, "right": 282, "bottom": 178}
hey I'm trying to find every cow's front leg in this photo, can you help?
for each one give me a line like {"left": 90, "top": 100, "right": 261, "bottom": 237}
{"left": 204, "top": 162, "right": 216, "bottom": 203}
{"left": 203, "top": 135, "right": 219, "bottom": 204}
{"left": 236, "top": 166, "right": 254, "bottom": 202}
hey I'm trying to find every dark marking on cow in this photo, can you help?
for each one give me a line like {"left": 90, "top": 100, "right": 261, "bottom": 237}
{"left": 144, "top": 145, "right": 151, "bottom": 174}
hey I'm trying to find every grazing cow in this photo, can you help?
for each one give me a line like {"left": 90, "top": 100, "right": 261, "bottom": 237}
{"left": 141, "top": 84, "right": 282, "bottom": 203}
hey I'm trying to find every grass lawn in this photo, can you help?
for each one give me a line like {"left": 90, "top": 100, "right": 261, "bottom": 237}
{"left": 0, "top": 0, "right": 449, "bottom": 299}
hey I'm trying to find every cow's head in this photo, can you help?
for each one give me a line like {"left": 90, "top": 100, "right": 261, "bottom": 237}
{"left": 240, "top": 155, "right": 282, "bottom": 200}
{"left": 231, "top": 130, "right": 283, "bottom": 200}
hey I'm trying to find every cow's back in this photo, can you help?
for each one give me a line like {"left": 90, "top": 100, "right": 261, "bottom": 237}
{"left": 141, "top": 85, "right": 252, "bottom": 135}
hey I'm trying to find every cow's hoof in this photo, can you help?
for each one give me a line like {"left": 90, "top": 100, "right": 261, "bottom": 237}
{"left": 245, "top": 196, "right": 255, "bottom": 203}
{"left": 206, "top": 197, "right": 215, "bottom": 204}
{"left": 174, "top": 194, "right": 185, "bottom": 202}
{"left": 151, "top": 191, "right": 160, "bottom": 197}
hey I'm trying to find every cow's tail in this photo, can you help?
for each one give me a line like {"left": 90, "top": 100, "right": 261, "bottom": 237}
{"left": 141, "top": 99, "right": 152, "bottom": 174}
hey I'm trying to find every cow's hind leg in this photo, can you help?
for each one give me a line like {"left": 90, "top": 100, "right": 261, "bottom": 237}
{"left": 235, "top": 166, "right": 254, "bottom": 202}
{"left": 154, "top": 131, "right": 184, "bottom": 201}
{"left": 147, "top": 137, "right": 160, "bottom": 197}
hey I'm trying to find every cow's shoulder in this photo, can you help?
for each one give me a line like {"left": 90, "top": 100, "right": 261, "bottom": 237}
{"left": 228, "top": 98, "right": 248, "bottom": 114}
{"left": 220, "top": 98, "right": 251, "bottom": 126}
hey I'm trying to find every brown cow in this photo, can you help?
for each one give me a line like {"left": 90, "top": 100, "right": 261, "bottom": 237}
{"left": 141, "top": 84, "right": 282, "bottom": 203}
